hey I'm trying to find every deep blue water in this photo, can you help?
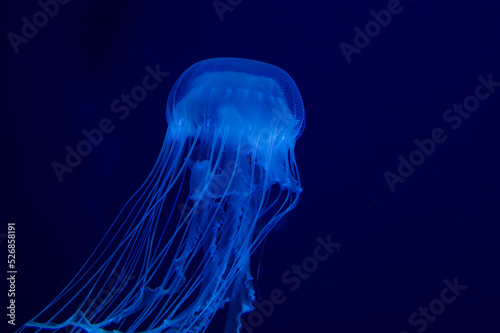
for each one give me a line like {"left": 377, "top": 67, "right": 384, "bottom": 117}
{"left": 3, "top": 0, "right": 500, "bottom": 332}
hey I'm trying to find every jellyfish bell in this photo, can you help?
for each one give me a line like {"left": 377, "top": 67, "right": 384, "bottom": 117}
{"left": 20, "top": 58, "right": 305, "bottom": 333}
{"left": 168, "top": 59, "right": 303, "bottom": 135}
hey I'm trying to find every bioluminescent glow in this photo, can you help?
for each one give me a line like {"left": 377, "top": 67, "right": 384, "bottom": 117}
{"left": 21, "top": 57, "right": 305, "bottom": 333}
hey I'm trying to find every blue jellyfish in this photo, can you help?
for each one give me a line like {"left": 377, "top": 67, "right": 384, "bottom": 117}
{"left": 21, "top": 57, "right": 305, "bottom": 333}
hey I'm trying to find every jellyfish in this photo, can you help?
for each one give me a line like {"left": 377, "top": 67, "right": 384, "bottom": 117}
{"left": 21, "top": 57, "right": 305, "bottom": 333}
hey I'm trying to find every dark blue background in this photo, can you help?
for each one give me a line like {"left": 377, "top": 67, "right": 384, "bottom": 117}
{"left": 3, "top": 0, "right": 500, "bottom": 332}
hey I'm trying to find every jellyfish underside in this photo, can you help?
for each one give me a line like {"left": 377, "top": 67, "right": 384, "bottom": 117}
{"left": 22, "top": 58, "right": 304, "bottom": 333}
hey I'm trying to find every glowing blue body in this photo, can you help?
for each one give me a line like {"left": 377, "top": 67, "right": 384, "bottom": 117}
{"left": 21, "top": 58, "right": 305, "bottom": 333}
